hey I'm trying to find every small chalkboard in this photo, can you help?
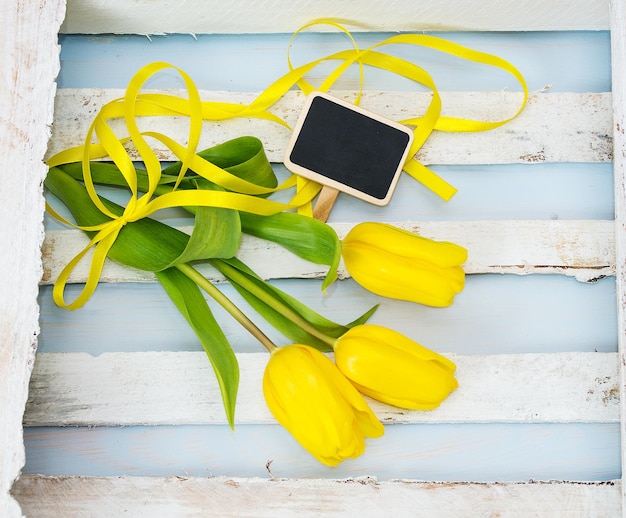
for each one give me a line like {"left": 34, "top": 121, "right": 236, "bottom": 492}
{"left": 284, "top": 92, "right": 414, "bottom": 207}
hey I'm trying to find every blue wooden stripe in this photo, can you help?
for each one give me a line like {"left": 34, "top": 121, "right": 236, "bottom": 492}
{"left": 325, "top": 163, "right": 616, "bottom": 223}
{"left": 37, "top": 275, "right": 617, "bottom": 355}
{"left": 43, "top": 162, "right": 615, "bottom": 231}
{"left": 57, "top": 32, "right": 611, "bottom": 93}
{"left": 23, "top": 423, "right": 620, "bottom": 481}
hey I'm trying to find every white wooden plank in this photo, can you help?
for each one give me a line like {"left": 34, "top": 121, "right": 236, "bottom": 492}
{"left": 23, "top": 351, "right": 619, "bottom": 427}
{"left": 60, "top": 0, "right": 610, "bottom": 34}
{"left": 40, "top": 220, "right": 616, "bottom": 286}
{"left": 609, "top": 0, "right": 626, "bottom": 514}
{"left": 11, "top": 476, "right": 622, "bottom": 518}
{"left": 0, "top": 0, "right": 65, "bottom": 516}
{"left": 47, "top": 90, "right": 613, "bottom": 165}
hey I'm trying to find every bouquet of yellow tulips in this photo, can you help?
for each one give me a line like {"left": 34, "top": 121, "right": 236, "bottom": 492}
{"left": 45, "top": 20, "right": 528, "bottom": 465}
{"left": 47, "top": 150, "right": 462, "bottom": 466}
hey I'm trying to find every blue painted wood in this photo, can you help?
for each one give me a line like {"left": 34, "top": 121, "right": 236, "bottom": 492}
{"left": 43, "top": 162, "right": 615, "bottom": 230}
{"left": 37, "top": 275, "right": 617, "bottom": 355}
{"left": 32, "top": 30, "right": 618, "bottom": 480}
{"left": 57, "top": 32, "right": 611, "bottom": 93}
{"left": 23, "top": 423, "right": 621, "bottom": 481}
{"left": 324, "top": 163, "right": 615, "bottom": 223}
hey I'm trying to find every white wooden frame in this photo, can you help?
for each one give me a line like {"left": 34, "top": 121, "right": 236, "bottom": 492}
{"left": 1, "top": 1, "right": 65, "bottom": 516}
{"left": 2, "top": 0, "right": 625, "bottom": 515}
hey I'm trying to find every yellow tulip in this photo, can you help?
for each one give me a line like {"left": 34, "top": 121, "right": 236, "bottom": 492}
{"left": 263, "top": 344, "right": 384, "bottom": 466}
{"left": 334, "top": 324, "right": 458, "bottom": 410}
{"left": 342, "top": 222, "right": 468, "bottom": 307}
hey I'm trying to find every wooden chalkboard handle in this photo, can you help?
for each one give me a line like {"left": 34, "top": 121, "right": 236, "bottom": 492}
{"left": 312, "top": 185, "right": 340, "bottom": 222}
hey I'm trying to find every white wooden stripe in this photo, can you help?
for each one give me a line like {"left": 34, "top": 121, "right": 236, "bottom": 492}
{"left": 23, "top": 351, "right": 620, "bottom": 427}
{"left": 61, "top": 0, "right": 610, "bottom": 34}
{"left": 40, "top": 220, "right": 616, "bottom": 285}
{"left": 12, "top": 476, "right": 622, "bottom": 518}
{"left": 0, "top": 0, "right": 65, "bottom": 516}
{"left": 609, "top": 0, "right": 626, "bottom": 514}
{"left": 47, "top": 90, "right": 613, "bottom": 165}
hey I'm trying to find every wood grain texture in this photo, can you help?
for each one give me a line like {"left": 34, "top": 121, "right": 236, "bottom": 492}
{"left": 40, "top": 220, "right": 616, "bottom": 285}
{"left": 0, "top": 0, "right": 65, "bottom": 516}
{"left": 609, "top": 1, "right": 626, "bottom": 514}
{"left": 47, "top": 90, "right": 613, "bottom": 165}
{"left": 23, "top": 351, "right": 619, "bottom": 426}
{"left": 60, "top": 0, "right": 610, "bottom": 34}
{"left": 312, "top": 186, "right": 340, "bottom": 222}
{"left": 20, "top": 421, "right": 621, "bottom": 480}
{"left": 11, "top": 476, "right": 622, "bottom": 518}
{"left": 13, "top": 3, "right": 624, "bottom": 514}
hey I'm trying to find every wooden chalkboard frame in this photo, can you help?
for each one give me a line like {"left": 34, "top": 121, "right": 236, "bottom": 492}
{"left": 285, "top": 92, "right": 414, "bottom": 206}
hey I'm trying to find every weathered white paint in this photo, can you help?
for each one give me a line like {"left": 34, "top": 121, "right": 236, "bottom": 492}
{"left": 12, "top": 476, "right": 622, "bottom": 517}
{"left": 609, "top": 0, "right": 626, "bottom": 514}
{"left": 48, "top": 90, "right": 613, "bottom": 165}
{"left": 23, "top": 351, "right": 620, "bottom": 426}
{"left": 6, "top": 0, "right": 624, "bottom": 515}
{"left": 60, "top": 0, "right": 610, "bottom": 34}
{"left": 41, "top": 220, "right": 615, "bottom": 285}
{"left": 0, "top": 0, "right": 65, "bottom": 516}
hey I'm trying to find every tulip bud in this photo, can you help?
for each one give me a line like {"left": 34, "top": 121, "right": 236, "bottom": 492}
{"left": 263, "top": 344, "right": 384, "bottom": 466}
{"left": 334, "top": 324, "right": 458, "bottom": 410}
{"left": 342, "top": 222, "right": 467, "bottom": 307}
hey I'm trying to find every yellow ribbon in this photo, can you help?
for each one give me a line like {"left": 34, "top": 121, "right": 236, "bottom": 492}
{"left": 47, "top": 22, "right": 528, "bottom": 309}
{"left": 284, "top": 21, "right": 528, "bottom": 199}
{"left": 47, "top": 63, "right": 304, "bottom": 309}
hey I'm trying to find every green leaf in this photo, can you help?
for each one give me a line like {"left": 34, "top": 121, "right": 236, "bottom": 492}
{"left": 58, "top": 161, "right": 188, "bottom": 192}
{"left": 167, "top": 205, "right": 241, "bottom": 266}
{"left": 46, "top": 167, "right": 241, "bottom": 426}
{"left": 345, "top": 304, "right": 379, "bottom": 328}
{"left": 162, "top": 136, "right": 277, "bottom": 189}
{"left": 45, "top": 167, "right": 240, "bottom": 269}
{"left": 240, "top": 212, "right": 341, "bottom": 290}
{"left": 156, "top": 267, "right": 239, "bottom": 428}
{"left": 212, "top": 257, "right": 377, "bottom": 352}
{"left": 60, "top": 136, "right": 277, "bottom": 195}
{"left": 46, "top": 167, "right": 187, "bottom": 270}
{"left": 55, "top": 139, "right": 342, "bottom": 284}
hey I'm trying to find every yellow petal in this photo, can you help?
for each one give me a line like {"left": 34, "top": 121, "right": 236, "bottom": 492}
{"left": 263, "top": 344, "right": 383, "bottom": 466}
{"left": 344, "top": 222, "right": 468, "bottom": 268}
{"left": 335, "top": 325, "right": 458, "bottom": 410}
{"left": 362, "top": 324, "right": 457, "bottom": 374}
{"left": 307, "top": 346, "right": 385, "bottom": 439}
{"left": 343, "top": 244, "right": 463, "bottom": 307}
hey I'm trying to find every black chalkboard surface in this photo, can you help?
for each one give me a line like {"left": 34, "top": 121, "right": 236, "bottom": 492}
{"left": 284, "top": 92, "right": 414, "bottom": 206}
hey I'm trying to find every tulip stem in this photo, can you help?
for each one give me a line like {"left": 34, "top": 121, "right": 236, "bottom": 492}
{"left": 176, "top": 263, "right": 277, "bottom": 353}
{"left": 210, "top": 259, "right": 337, "bottom": 348}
